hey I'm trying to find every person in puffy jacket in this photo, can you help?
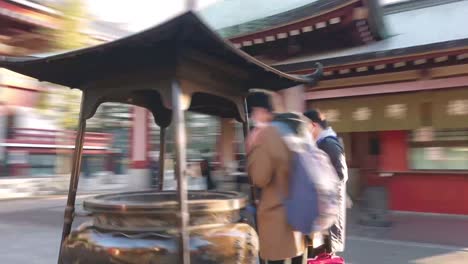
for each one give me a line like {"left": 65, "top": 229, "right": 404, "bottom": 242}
{"left": 247, "top": 92, "right": 305, "bottom": 264}
{"left": 304, "top": 109, "right": 348, "bottom": 254}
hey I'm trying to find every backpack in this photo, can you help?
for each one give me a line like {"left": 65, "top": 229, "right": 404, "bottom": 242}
{"left": 271, "top": 116, "right": 340, "bottom": 235}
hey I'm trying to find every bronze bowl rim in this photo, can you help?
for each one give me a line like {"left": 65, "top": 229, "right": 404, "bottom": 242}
{"left": 83, "top": 190, "right": 248, "bottom": 214}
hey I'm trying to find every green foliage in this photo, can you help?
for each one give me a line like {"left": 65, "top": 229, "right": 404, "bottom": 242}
{"left": 60, "top": 89, "right": 82, "bottom": 129}
{"left": 36, "top": 0, "right": 89, "bottom": 129}
{"left": 48, "top": 0, "right": 90, "bottom": 51}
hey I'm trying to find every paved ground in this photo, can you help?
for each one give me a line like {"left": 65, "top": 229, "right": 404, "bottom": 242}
{"left": 1, "top": 197, "right": 468, "bottom": 264}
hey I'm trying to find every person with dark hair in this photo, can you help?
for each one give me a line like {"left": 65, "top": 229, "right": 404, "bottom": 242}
{"left": 304, "top": 109, "right": 348, "bottom": 255}
{"left": 247, "top": 92, "right": 305, "bottom": 264}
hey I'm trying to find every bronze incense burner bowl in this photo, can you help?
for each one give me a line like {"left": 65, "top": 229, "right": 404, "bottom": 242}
{"left": 61, "top": 190, "right": 258, "bottom": 263}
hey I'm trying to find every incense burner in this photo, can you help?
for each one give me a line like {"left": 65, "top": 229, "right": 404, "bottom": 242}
{"left": 61, "top": 190, "right": 258, "bottom": 264}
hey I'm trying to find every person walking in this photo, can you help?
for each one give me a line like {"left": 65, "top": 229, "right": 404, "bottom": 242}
{"left": 304, "top": 109, "right": 348, "bottom": 254}
{"left": 247, "top": 92, "right": 305, "bottom": 264}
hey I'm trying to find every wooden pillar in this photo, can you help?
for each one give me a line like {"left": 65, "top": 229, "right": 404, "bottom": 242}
{"left": 58, "top": 95, "right": 87, "bottom": 264}
{"left": 219, "top": 118, "right": 236, "bottom": 172}
{"left": 158, "top": 127, "right": 166, "bottom": 191}
{"left": 171, "top": 80, "right": 190, "bottom": 264}
{"left": 279, "top": 85, "right": 305, "bottom": 112}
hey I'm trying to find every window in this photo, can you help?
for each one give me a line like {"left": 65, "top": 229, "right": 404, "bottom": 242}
{"left": 409, "top": 129, "right": 468, "bottom": 170}
{"left": 29, "top": 154, "right": 55, "bottom": 176}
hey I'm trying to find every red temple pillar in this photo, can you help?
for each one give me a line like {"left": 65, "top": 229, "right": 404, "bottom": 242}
{"left": 129, "top": 106, "right": 151, "bottom": 189}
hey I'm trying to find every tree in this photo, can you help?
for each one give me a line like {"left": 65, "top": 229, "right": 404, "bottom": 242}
{"left": 48, "top": 0, "right": 90, "bottom": 51}
{"left": 37, "top": 0, "right": 90, "bottom": 130}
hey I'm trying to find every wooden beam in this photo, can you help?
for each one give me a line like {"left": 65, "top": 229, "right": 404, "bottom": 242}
{"left": 288, "top": 47, "right": 468, "bottom": 75}
{"left": 313, "top": 69, "right": 421, "bottom": 90}
{"left": 228, "top": 0, "right": 360, "bottom": 40}
{"left": 307, "top": 76, "right": 468, "bottom": 100}
{"left": 311, "top": 64, "right": 468, "bottom": 90}
{"left": 353, "top": 7, "right": 369, "bottom": 20}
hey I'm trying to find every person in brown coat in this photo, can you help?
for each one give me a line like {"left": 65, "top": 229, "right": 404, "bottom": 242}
{"left": 246, "top": 92, "right": 305, "bottom": 264}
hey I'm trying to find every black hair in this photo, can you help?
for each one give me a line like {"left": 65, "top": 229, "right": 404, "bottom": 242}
{"left": 304, "top": 109, "right": 329, "bottom": 129}
{"left": 246, "top": 92, "right": 273, "bottom": 114}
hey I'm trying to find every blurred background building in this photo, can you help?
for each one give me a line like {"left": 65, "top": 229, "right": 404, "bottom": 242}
{"left": 2, "top": 0, "right": 468, "bottom": 216}
{"left": 202, "top": 0, "right": 468, "bottom": 215}
{"left": 0, "top": 0, "right": 131, "bottom": 177}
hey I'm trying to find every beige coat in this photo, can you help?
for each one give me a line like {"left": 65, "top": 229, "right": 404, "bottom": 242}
{"left": 247, "top": 126, "right": 305, "bottom": 261}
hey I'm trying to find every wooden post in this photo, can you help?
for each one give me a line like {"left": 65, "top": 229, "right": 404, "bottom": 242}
{"left": 158, "top": 127, "right": 166, "bottom": 191}
{"left": 172, "top": 80, "right": 190, "bottom": 264}
{"left": 219, "top": 118, "right": 235, "bottom": 171}
{"left": 279, "top": 85, "right": 305, "bottom": 113}
{"left": 129, "top": 106, "right": 150, "bottom": 189}
{"left": 57, "top": 95, "right": 87, "bottom": 264}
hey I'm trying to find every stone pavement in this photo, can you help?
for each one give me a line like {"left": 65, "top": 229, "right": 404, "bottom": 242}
{"left": 347, "top": 208, "right": 468, "bottom": 248}
{"left": 1, "top": 197, "right": 468, "bottom": 263}
{"left": 0, "top": 173, "right": 128, "bottom": 200}
{"left": 0, "top": 172, "right": 208, "bottom": 200}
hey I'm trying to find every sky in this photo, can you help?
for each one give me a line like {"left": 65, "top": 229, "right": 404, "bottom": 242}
{"left": 86, "top": 0, "right": 411, "bottom": 32}
{"left": 86, "top": 0, "right": 221, "bottom": 31}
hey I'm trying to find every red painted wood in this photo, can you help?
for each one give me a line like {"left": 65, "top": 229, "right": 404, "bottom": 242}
{"left": 376, "top": 131, "right": 468, "bottom": 215}
{"left": 9, "top": 164, "right": 29, "bottom": 177}
{"left": 290, "top": 48, "right": 468, "bottom": 75}
{"left": 1, "top": 87, "right": 40, "bottom": 107}
{"left": 379, "top": 131, "right": 408, "bottom": 172}
{"left": 307, "top": 76, "right": 468, "bottom": 100}
{"left": 129, "top": 106, "right": 150, "bottom": 169}
{"left": 229, "top": 4, "right": 358, "bottom": 43}
{"left": 131, "top": 160, "right": 149, "bottom": 169}
{"left": 389, "top": 173, "right": 468, "bottom": 215}
{"left": 0, "top": 0, "right": 57, "bottom": 28}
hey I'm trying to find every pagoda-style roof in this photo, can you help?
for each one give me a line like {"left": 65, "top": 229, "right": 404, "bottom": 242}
{"left": 200, "top": 0, "right": 386, "bottom": 51}
{"left": 0, "top": 12, "right": 312, "bottom": 89}
{"left": 273, "top": 0, "right": 468, "bottom": 75}
{"left": 0, "top": 12, "right": 318, "bottom": 126}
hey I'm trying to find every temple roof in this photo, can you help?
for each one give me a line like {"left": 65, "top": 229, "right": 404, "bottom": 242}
{"left": 272, "top": 0, "right": 468, "bottom": 70}
{"left": 0, "top": 12, "right": 313, "bottom": 90}
{"left": 200, "top": 0, "right": 322, "bottom": 37}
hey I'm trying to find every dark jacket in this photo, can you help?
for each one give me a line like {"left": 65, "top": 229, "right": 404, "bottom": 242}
{"left": 317, "top": 136, "right": 347, "bottom": 182}
{"left": 316, "top": 128, "right": 348, "bottom": 253}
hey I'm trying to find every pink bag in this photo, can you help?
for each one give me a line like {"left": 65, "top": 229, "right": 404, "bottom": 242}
{"left": 308, "top": 253, "right": 345, "bottom": 264}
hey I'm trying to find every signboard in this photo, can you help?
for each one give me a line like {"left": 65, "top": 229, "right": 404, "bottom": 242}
{"left": 446, "top": 99, "right": 468, "bottom": 116}
{"left": 352, "top": 107, "right": 372, "bottom": 121}
{"left": 322, "top": 109, "right": 340, "bottom": 122}
{"left": 425, "top": 147, "right": 445, "bottom": 161}
{"left": 385, "top": 104, "right": 407, "bottom": 119}
{"left": 414, "top": 127, "right": 434, "bottom": 142}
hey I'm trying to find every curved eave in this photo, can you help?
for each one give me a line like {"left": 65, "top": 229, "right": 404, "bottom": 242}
{"left": 274, "top": 38, "right": 468, "bottom": 77}
{"left": 0, "top": 12, "right": 312, "bottom": 91}
{"left": 219, "top": 0, "right": 385, "bottom": 48}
